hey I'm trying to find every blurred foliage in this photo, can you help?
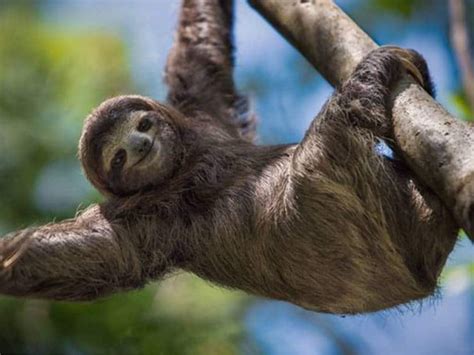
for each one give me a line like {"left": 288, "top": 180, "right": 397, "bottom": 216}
{"left": 0, "top": 4, "right": 133, "bottom": 229}
{"left": 370, "top": 0, "right": 425, "bottom": 17}
{"left": 451, "top": 92, "right": 474, "bottom": 121}
{"left": 0, "top": 274, "right": 248, "bottom": 355}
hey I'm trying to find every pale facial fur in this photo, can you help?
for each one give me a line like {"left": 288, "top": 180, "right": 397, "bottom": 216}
{"left": 101, "top": 111, "right": 162, "bottom": 175}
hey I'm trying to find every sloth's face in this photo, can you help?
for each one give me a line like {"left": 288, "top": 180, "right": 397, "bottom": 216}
{"left": 79, "top": 95, "right": 188, "bottom": 197}
{"left": 100, "top": 108, "right": 180, "bottom": 195}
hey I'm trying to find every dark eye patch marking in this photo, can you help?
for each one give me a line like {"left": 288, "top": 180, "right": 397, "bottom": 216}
{"left": 111, "top": 148, "right": 127, "bottom": 170}
{"left": 137, "top": 116, "right": 153, "bottom": 132}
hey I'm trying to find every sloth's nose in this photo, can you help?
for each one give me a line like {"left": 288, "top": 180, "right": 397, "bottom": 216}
{"left": 129, "top": 133, "right": 152, "bottom": 155}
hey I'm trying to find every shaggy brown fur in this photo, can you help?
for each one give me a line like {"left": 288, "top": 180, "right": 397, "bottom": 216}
{"left": 0, "top": 0, "right": 459, "bottom": 313}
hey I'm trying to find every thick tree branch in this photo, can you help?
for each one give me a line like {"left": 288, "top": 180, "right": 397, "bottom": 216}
{"left": 448, "top": 0, "right": 474, "bottom": 113}
{"left": 248, "top": 0, "right": 474, "bottom": 239}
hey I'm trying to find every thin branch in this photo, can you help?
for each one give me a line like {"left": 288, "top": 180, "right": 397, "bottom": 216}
{"left": 248, "top": 0, "right": 474, "bottom": 239}
{"left": 448, "top": 0, "right": 474, "bottom": 115}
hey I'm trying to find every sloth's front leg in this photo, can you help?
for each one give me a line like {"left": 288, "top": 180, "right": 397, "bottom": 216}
{"left": 165, "top": 0, "right": 235, "bottom": 117}
{"left": 164, "top": 0, "right": 256, "bottom": 141}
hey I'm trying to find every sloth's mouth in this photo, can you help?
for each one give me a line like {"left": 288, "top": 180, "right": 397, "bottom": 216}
{"left": 134, "top": 135, "right": 157, "bottom": 167}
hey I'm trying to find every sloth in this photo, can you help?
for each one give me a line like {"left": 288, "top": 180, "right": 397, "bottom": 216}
{"left": 0, "top": 0, "right": 460, "bottom": 314}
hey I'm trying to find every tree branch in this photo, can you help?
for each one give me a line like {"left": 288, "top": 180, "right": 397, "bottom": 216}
{"left": 248, "top": 0, "right": 474, "bottom": 239}
{"left": 448, "top": 0, "right": 474, "bottom": 114}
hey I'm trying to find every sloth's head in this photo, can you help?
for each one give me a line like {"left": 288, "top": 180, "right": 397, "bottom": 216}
{"left": 79, "top": 95, "right": 187, "bottom": 197}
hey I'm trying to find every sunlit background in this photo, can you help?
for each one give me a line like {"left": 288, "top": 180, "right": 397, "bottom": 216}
{"left": 0, "top": 0, "right": 473, "bottom": 354}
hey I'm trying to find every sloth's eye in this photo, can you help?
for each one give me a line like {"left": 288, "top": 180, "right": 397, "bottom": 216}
{"left": 111, "top": 149, "right": 127, "bottom": 169}
{"left": 137, "top": 117, "right": 152, "bottom": 132}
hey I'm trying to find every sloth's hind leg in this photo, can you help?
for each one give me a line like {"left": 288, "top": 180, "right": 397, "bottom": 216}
{"left": 329, "top": 46, "right": 434, "bottom": 138}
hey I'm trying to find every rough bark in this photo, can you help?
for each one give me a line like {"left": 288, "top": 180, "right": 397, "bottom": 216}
{"left": 248, "top": 0, "right": 474, "bottom": 239}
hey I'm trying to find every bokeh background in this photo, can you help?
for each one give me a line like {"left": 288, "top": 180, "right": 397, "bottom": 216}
{"left": 0, "top": 0, "right": 473, "bottom": 354}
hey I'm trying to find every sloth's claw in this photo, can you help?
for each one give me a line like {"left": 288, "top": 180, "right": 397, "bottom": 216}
{"left": 0, "top": 231, "right": 31, "bottom": 270}
{"left": 380, "top": 45, "right": 426, "bottom": 88}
